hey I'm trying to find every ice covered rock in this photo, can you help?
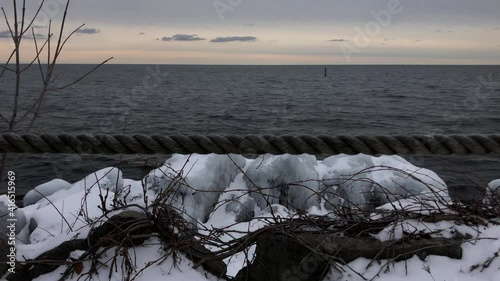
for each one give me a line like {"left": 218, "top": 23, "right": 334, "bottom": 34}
{"left": 23, "top": 179, "right": 72, "bottom": 207}
{"left": 370, "top": 155, "right": 448, "bottom": 202}
{"left": 145, "top": 154, "right": 246, "bottom": 225}
{"left": 35, "top": 167, "right": 123, "bottom": 208}
{"left": 209, "top": 174, "right": 257, "bottom": 224}
{"left": 28, "top": 168, "right": 123, "bottom": 243}
{"left": 0, "top": 195, "right": 27, "bottom": 235}
{"left": 321, "top": 154, "right": 377, "bottom": 209}
{"left": 487, "top": 179, "right": 500, "bottom": 193}
{"left": 113, "top": 179, "right": 147, "bottom": 205}
{"left": 243, "top": 154, "right": 320, "bottom": 212}
{"left": 319, "top": 154, "right": 449, "bottom": 210}
{"left": 485, "top": 179, "right": 500, "bottom": 204}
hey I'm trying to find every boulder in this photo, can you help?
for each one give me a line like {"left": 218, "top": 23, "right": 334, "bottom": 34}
{"left": 234, "top": 233, "right": 462, "bottom": 281}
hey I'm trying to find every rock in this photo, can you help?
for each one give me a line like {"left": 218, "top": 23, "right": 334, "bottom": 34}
{"left": 233, "top": 234, "right": 328, "bottom": 281}
{"left": 234, "top": 233, "right": 462, "bottom": 281}
{"left": 7, "top": 211, "right": 153, "bottom": 281}
{"left": 23, "top": 179, "right": 72, "bottom": 207}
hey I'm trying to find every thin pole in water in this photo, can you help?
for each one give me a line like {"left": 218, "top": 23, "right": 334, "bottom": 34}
{"left": 324, "top": 66, "right": 327, "bottom": 77}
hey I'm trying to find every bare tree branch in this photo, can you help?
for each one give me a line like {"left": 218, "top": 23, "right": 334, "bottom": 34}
{"left": 47, "top": 20, "right": 52, "bottom": 80}
{"left": 0, "top": 113, "right": 9, "bottom": 124}
{"left": 21, "top": 30, "right": 51, "bottom": 74}
{"left": 1, "top": 7, "right": 15, "bottom": 42}
{"left": 52, "top": 0, "right": 70, "bottom": 63}
{"left": 20, "top": 0, "right": 46, "bottom": 36}
{"left": 19, "top": 0, "right": 26, "bottom": 42}
{"left": 49, "top": 57, "right": 114, "bottom": 91}
{"left": 57, "top": 23, "right": 84, "bottom": 54}
{"left": 9, "top": 0, "right": 21, "bottom": 132}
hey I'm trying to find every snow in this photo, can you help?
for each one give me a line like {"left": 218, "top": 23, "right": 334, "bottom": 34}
{"left": 319, "top": 154, "right": 449, "bottom": 210}
{"left": 23, "top": 179, "right": 72, "bottom": 207}
{"left": 32, "top": 238, "right": 221, "bottom": 281}
{"left": 5, "top": 154, "right": 500, "bottom": 281}
{"left": 326, "top": 223, "right": 500, "bottom": 281}
{"left": 144, "top": 154, "right": 246, "bottom": 225}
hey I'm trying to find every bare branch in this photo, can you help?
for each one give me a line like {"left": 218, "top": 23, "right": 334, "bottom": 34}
{"left": 20, "top": 0, "right": 46, "bottom": 36}
{"left": 20, "top": 30, "right": 51, "bottom": 74}
{"left": 0, "top": 52, "right": 16, "bottom": 76}
{"left": 9, "top": 0, "right": 21, "bottom": 132}
{"left": 52, "top": 0, "right": 70, "bottom": 64}
{"left": 19, "top": 0, "right": 26, "bottom": 41}
{"left": 47, "top": 20, "right": 51, "bottom": 78}
{"left": 49, "top": 57, "right": 114, "bottom": 91}
{"left": 1, "top": 7, "right": 15, "bottom": 41}
{"left": 0, "top": 112, "right": 9, "bottom": 124}
{"left": 57, "top": 23, "right": 84, "bottom": 54}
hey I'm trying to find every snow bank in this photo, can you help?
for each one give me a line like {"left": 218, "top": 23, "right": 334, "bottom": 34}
{"left": 8, "top": 153, "right": 500, "bottom": 281}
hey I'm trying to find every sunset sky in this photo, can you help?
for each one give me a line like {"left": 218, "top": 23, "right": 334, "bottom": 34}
{"left": 0, "top": 0, "right": 499, "bottom": 64}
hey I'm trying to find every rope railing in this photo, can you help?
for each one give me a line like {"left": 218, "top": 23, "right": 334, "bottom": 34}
{"left": 1, "top": 133, "right": 500, "bottom": 156}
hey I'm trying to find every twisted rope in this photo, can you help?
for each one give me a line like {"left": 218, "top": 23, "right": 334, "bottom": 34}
{"left": 1, "top": 134, "right": 500, "bottom": 156}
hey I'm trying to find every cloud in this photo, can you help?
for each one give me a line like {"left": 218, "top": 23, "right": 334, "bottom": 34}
{"left": 242, "top": 23, "right": 255, "bottom": 26}
{"left": 436, "top": 29, "right": 453, "bottom": 33}
{"left": 75, "top": 28, "right": 100, "bottom": 34}
{"left": 0, "top": 30, "right": 11, "bottom": 38}
{"left": 162, "top": 34, "right": 206, "bottom": 42}
{"left": 138, "top": 32, "right": 146, "bottom": 35}
{"left": 329, "top": 38, "right": 348, "bottom": 42}
{"left": 0, "top": 30, "right": 46, "bottom": 39}
{"left": 495, "top": 27, "right": 500, "bottom": 30}
{"left": 210, "top": 36, "right": 257, "bottom": 43}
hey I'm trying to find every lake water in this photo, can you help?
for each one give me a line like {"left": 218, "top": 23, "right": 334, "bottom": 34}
{"left": 1, "top": 64, "right": 499, "bottom": 199}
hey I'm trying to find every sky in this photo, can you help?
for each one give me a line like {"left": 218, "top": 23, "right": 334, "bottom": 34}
{"left": 0, "top": 0, "right": 499, "bottom": 64}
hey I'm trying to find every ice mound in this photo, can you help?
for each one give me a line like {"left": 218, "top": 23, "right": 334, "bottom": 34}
{"left": 19, "top": 154, "right": 449, "bottom": 244}
{"left": 319, "top": 154, "right": 449, "bottom": 210}
{"left": 11, "top": 154, "right": 500, "bottom": 281}
{"left": 145, "top": 154, "right": 246, "bottom": 225}
{"left": 485, "top": 179, "right": 500, "bottom": 204}
{"left": 143, "top": 153, "right": 447, "bottom": 225}
{"left": 487, "top": 179, "right": 500, "bottom": 193}
{"left": 28, "top": 167, "right": 123, "bottom": 244}
{"left": 243, "top": 154, "right": 320, "bottom": 211}
{"left": 23, "top": 179, "right": 72, "bottom": 207}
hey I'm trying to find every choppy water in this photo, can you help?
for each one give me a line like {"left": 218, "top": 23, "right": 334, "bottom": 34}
{"left": 1, "top": 65, "right": 500, "bottom": 198}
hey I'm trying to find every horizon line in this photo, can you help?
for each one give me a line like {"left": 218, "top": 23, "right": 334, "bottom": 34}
{"left": 2, "top": 62, "right": 500, "bottom": 66}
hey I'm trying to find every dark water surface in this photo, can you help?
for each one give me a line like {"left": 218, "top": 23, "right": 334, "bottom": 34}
{"left": 1, "top": 65, "right": 499, "bottom": 198}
